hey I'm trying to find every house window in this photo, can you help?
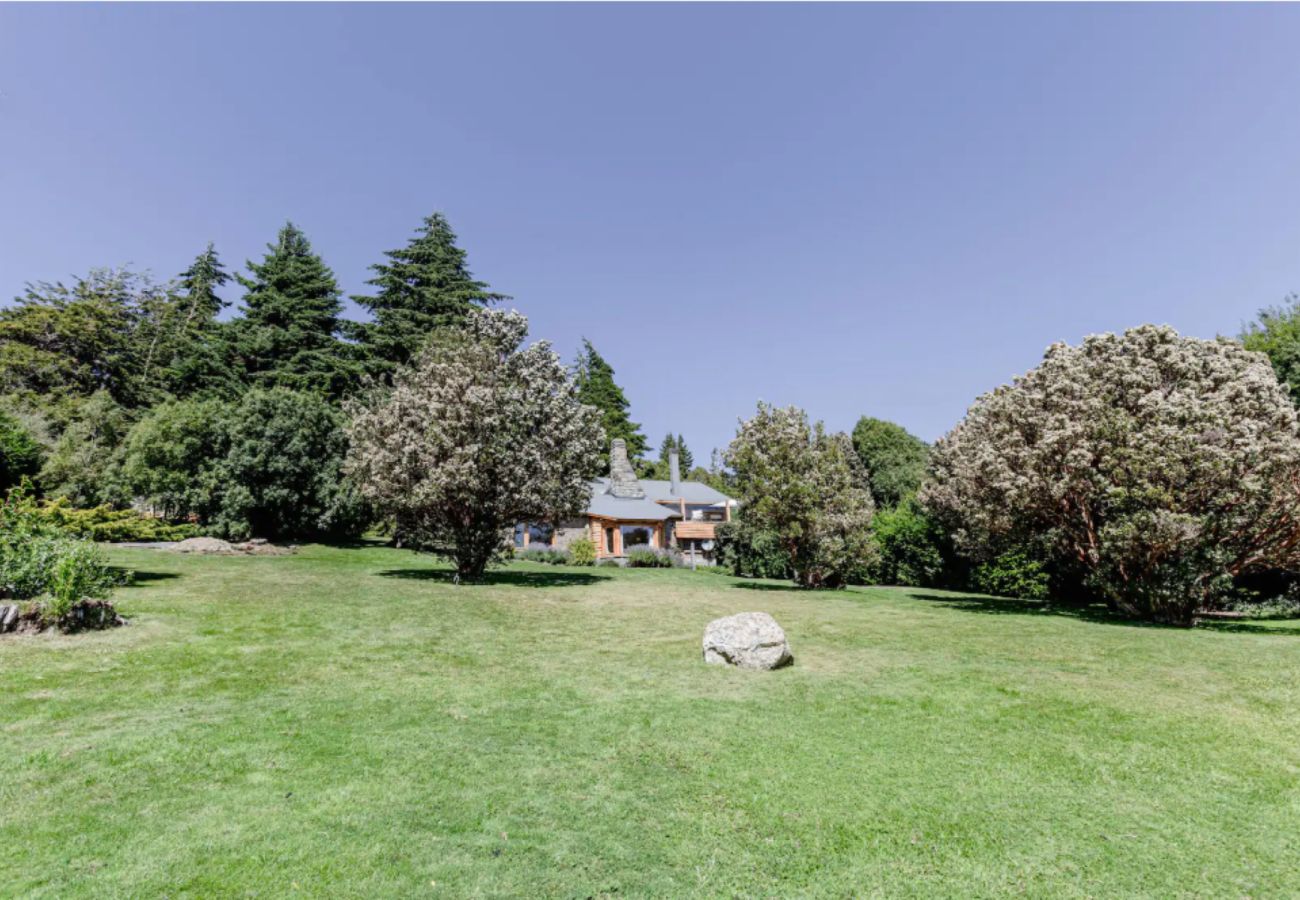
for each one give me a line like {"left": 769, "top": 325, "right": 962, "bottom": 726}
{"left": 528, "top": 523, "right": 554, "bottom": 547}
{"left": 605, "top": 527, "right": 616, "bottom": 555}
{"left": 620, "top": 525, "right": 653, "bottom": 549}
{"left": 513, "top": 523, "right": 526, "bottom": 547}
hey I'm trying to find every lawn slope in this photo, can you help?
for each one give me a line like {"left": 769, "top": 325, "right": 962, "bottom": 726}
{"left": 2, "top": 543, "right": 1298, "bottom": 897}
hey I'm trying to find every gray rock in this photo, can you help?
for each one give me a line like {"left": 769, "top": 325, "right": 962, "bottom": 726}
{"left": 0, "top": 604, "right": 17, "bottom": 631}
{"left": 702, "top": 612, "right": 792, "bottom": 670}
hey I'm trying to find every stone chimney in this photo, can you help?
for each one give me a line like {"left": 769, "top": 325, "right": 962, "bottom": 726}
{"left": 607, "top": 438, "right": 645, "bottom": 499}
{"left": 669, "top": 449, "right": 681, "bottom": 495}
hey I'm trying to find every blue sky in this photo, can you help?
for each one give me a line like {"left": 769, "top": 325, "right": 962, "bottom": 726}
{"left": 4, "top": 4, "right": 1300, "bottom": 460}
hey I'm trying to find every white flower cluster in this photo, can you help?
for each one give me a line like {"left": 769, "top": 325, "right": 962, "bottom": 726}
{"left": 345, "top": 309, "right": 603, "bottom": 577}
{"left": 921, "top": 324, "right": 1300, "bottom": 622}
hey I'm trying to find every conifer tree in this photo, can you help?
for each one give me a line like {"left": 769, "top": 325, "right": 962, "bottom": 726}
{"left": 167, "top": 243, "right": 239, "bottom": 398}
{"left": 657, "top": 433, "right": 694, "bottom": 472}
{"left": 574, "top": 339, "right": 647, "bottom": 470}
{"left": 231, "top": 222, "right": 357, "bottom": 399}
{"left": 354, "top": 212, "right": 506, "bottom": 373}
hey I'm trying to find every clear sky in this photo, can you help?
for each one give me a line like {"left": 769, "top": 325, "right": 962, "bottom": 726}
{"left": 4, "top": 4, "right": 1300, "bottom": 460}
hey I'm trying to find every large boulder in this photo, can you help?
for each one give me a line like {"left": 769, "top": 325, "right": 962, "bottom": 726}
{"left": 702, "top": 612, "right": 792, "bottom": 670}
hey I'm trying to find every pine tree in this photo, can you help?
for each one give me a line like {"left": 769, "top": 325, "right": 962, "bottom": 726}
{"left": 354, "top": 212, "right": 506, "bottom": 373}
{"left": 675, "top": 433, "right": 694, "bottom": 471}
{"left": 574, "top": 339, "right": 647, "bottom": 470}
{"left": 167, "top": 243, "right": 240, "bottom": 398}
{"left": 230, "top": 222, "right": 357, "bottom": 399}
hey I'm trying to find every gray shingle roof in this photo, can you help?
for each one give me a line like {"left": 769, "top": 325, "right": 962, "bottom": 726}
{"left": 584, "top": 477, "right": 734, "bottom": 520}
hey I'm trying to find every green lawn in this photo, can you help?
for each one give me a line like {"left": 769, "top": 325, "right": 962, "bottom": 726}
{"left": 2, "top": 544, "right": 1298, "bottom": 897}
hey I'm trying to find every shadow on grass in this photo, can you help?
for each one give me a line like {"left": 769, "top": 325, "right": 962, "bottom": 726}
{"left": 117, "top": 569, "right": 181, "bottom": 587}
{"left": 909, "top": 592, "right": 1300, "bottom": 634}
{"left": 733, "top": 581, "right": 803, "bottom": 592}
{"left": 377, "top": 569, "right": 610, "bottom": 589}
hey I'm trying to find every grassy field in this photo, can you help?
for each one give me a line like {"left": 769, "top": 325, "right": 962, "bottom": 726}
{"left": 2, "top": 543, "right": 1299, "bottom": 897}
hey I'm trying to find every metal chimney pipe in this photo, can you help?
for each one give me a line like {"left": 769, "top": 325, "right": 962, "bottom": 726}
{"left": 669, "top": 449, "right": 681, "bottom": 495}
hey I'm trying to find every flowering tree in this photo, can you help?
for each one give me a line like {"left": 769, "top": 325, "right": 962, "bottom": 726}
{"left": 726, "top": 403, "right": 877, "bottom": 589}
{"left": 921, "top": 325, "right": 1300, "bottom": 624}
{"left": 346, "top": 309, "right": 602, "bottom": 579}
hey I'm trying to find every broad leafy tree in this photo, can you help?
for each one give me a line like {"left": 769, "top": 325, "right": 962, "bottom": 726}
{"left": 574, "top": 339, "right": 646, "bottom": 469}
{"left": 851, "top": 416, "right": 929, "bottom": 509}
{"left": 726, "top": 403, "right": 877, "bottom": 589}
{"left": 230, "top": 223, "right": 357, "bottom": 399}
{"left": 1241, "top": 294, "right": 1300, "bottom": 406}
{"left": 921, "top": 325, "right": 1300, "bottom": 624}
{"left": 120, "top": 397, "right": 232, "bottom": 522}
{"left": 353, "top": 212, "right": 506, "bottom": 375}
{"left": 347, "top": 309, "right": 602, "bottom": 578}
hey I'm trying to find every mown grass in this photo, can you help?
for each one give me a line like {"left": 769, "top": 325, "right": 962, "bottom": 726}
{"left": 2, "top": 542, "right": 1298, "bottom": 897}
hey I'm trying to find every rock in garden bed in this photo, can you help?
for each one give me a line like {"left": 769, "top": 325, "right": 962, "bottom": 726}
{"left": 0, "top": 599, "right": 127, "bottom": 636}
{"left": 702, "top": 611, "right": 793, "bottom": 670}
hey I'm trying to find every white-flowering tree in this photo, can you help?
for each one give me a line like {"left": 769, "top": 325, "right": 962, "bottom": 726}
{"left": 346, "top": 309, "right": 602, "bottom": 578}
{"left": 921, "top": 325, "right": 1300, "bottom": 624}
{"left": 726, "top": 403, "right": 877, "bottom": 589}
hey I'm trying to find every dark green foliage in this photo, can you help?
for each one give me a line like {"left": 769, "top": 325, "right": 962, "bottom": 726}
{"left": 851, "top": 416, "right": 929, "bottom": 510}
{"left": 0, "top": 269, "right": 158, "bottom": 410}
{"left": 167, "top": 244, "right": 241, "bottom": 398}
{"left": 120, "top": 397, "right": 232, "bottom": 522}
{"left": 871, "top": 499, "right": 947, "bottom": 587}
{"left": 574, "top": 340, "right": 646, "bottom": 469}
{"left": 659, "top": 433, "right": 694, "bottom": 471}
{"left": 1241, "top": 294, "right": 1300, "bottom": 404}
{"left": 972, "top": 549, "right": 1050, "bottom": 601}
{"left": 230, "top": 223, "right": 358, "bottom": 399}
{"left": 211, "top": 389, "right": 366, "bottom": 541}
{"left": 0, "top": 410, "right": 42, "bottom": 491}
{"left": 39, "top": 391, "right": 133, "bottom": 507}
{"left": 354, "top": 212, "right": 506, "bottom": 374}
{"left": 714, "top": 520, "right": 793, "bottom": 580}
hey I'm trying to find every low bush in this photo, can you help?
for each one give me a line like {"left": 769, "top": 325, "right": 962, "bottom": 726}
{"left": 34, "top": 497, "right": 200, "bottom": 542}
{"left": 598, "top": 558, "right": 622, "bottom": 568}
{"left": 515, "top": 546, "right": 569, "bottom": 565}
{"left": 0, "top": 489, "right": 126, "bottom": 629}
{"left": 625, "top": 544, "right": 676, "bottom": 568}
{"left": 568, "top": 538, "right": 596, "bottom": 567}
{"left": 971, "top": 549, "right": 1050, "bottom": 601}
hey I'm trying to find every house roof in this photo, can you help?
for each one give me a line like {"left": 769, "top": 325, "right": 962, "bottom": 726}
{"left": 591, "top": 477, "right": 733, "bottom": 505}
{"left": 583, "top": 477, "right": 734, "bottom": 521}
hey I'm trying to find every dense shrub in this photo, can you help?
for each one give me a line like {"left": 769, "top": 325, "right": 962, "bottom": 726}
{"left": 625, "top": 544, "right": 676, "bottom": 568}
{"left": 726, "top": 403, "right": 877, "bottom": 589}
{"left": 923, "top": 326, "right": 1300, "bottom": 625}
{"left": 870, "top": 500, "right": 947, "bottom": 587}
{"left": 714, "top": 520, "right": 793, "bottom": 580}
{"left": 120, "top": 397, "right": 231, "bottom": 522}
{"left": 0, "top": 489, "right": 124, "bottom": 627}
{"left": 568, "top": 537, "right": 596, "bottom": 566}
{"left": 34, "top": 497, "right": 199, "bottom": 542}
{"left": 213, "top": 389, "right": 367, "bottom": 541}
{"left": 971, "top": 549, "right": 1050, "bottom": 600}
{"left": 0, "top": 410, "right": 42, "bottom": 492}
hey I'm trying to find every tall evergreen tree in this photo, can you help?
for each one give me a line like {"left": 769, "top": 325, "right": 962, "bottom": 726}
{"left": 230, "top": 222, "right": 357, "bottom": 399}
{"left": 353, "top": 212, "right": 506, "bottom": 373}
{"left": 573, "top": 339, "right": 647, "bottom": 470}
{"left": 166, "top": 243, "right": 240, "bottom": 398}
{"left": 656, "top": 433, "right": 695, "bottom": 472}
